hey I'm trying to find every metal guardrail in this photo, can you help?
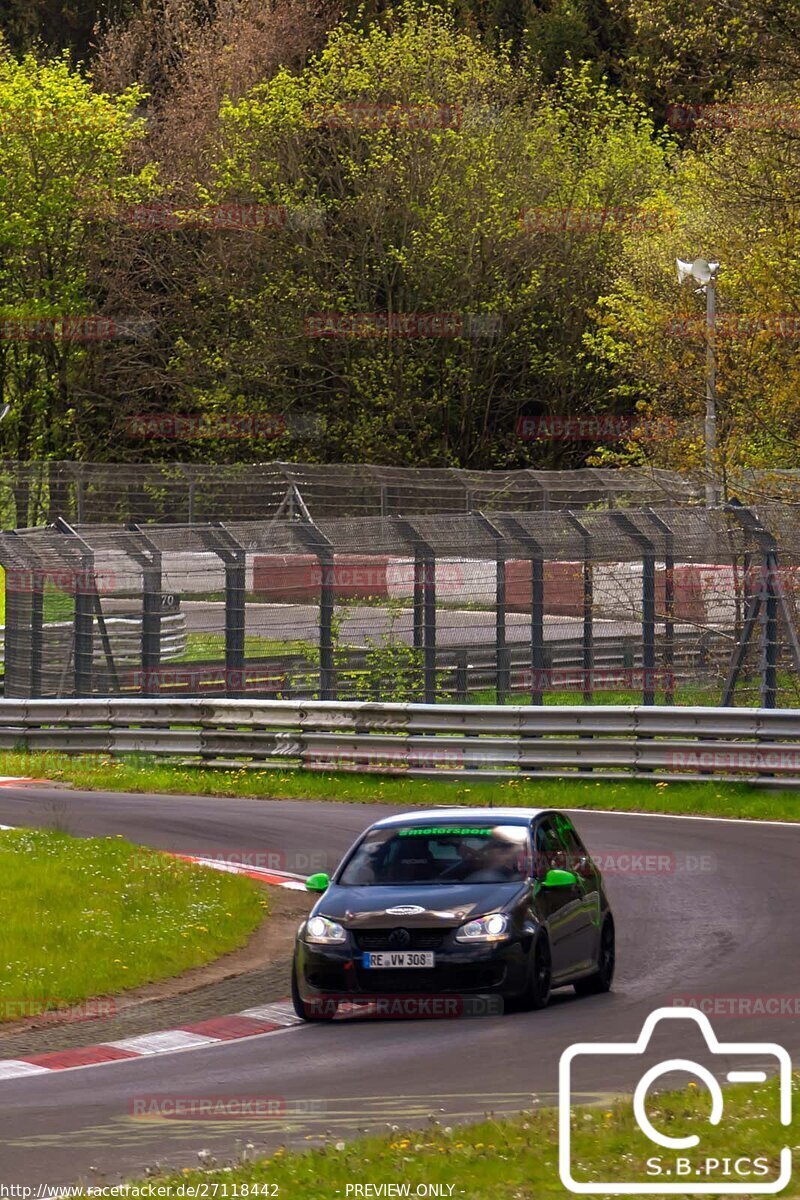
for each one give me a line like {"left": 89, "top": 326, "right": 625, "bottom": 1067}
{"left": 0, "top": 699, "right": 798, "bottom": 786}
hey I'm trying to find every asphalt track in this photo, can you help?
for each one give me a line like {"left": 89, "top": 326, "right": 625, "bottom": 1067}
{"left": 0, "top": 786, "right": 798, "bottom": 1186}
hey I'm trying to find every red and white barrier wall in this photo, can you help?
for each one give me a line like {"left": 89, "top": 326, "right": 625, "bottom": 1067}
{"left": 250, "top": 555, "right": 800, "bottom": 626}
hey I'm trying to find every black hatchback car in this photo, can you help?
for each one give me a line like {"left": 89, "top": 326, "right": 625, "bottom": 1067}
{"left": 291, "top": 806, "right": 614, "bottom": 1020}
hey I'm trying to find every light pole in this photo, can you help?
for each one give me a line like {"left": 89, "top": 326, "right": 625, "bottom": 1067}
{"left": 676, "top": 257, "right": 720, "bottom": 507}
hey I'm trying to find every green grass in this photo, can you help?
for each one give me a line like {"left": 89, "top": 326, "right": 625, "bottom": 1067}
{"left": 150, "top": 1074, "right": 797, "bottom": 1198}
{"left": 2, "top": 751, "right": 799, "bottom": 820}
{"left": 0, "top": 827, "right": 266, "bottom": 1019}
{"left": 469, "top": 672, "right": 800, "bottom": 708}
{"left": 174, "top": 633, "right": 315, "bottom": 662}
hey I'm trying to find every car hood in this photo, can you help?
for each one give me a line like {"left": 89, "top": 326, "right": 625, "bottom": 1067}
{"left": 315, "top": 882, "right": 527, "bottom": 927}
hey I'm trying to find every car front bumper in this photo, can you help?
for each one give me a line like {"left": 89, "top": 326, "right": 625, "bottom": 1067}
{"left": 294, "top": 934, "right": 531, "bottom": 1004}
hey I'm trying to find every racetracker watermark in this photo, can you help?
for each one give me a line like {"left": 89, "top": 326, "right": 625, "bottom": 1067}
{"left": 130, "top": 1095, "right": 325, "bottom": 1119}
{"left": 515, "top": 668, "right": 676, "bottom": 692}
{"left": 0, "top": 998, "right": 116, "bottom": 1022}
{"left": 302, "top": 994, "right": 504, "bottom": 1019}
{"left": 121, "top": 202, "right": 324, "bottom": 232}
{"left": 306, "top": 747, "right": 466, "bottom": 771}
{"left": 161, "top": 848, "right": 330, "bottom": 874}
{"left": 0, "top": 316, "right": 154, "bottom": 341}
{"left": 669, "top": 995, "right": 800, "bottom": 1019}
{"left": 666, "top": 101, "right": 800, "bottom": 131}
{"left": 515, "top": 414, "right": 638, "bottom": 441}
{"left": 128, "top": 667, "right": 286, "bottom": 693}
{"left": 666, "top": 313, "right": 800, "bottom": 338}
{"left": 519, "top": 206, "right": 667, "bottom": 233}
{"left": 125, "top": 413, "right": 318, "bottom": 439}
{"left": 304, "top": 312, "right": 500, "bottom": 338}
{"left": 4, "top": 567, "right": 117, "bottom": 594}
{"left": 667, "top": 748, "right": 800, "bottom": 772}
{"left": 554, "top": 851, "right": 717, "bottom": 876}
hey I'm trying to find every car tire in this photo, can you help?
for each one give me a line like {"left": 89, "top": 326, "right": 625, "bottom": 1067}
{"left": 574, "top": 917, "right": 615, "bottom": 997}
{"left": 510, "top": 934, "right": 552, "bottom": 1012}
{"left": 291, "top": 963, "right": 335, "bottom": 1022}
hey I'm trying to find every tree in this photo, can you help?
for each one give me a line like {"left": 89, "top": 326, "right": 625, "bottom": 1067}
{"left": 135, "top": 6, "right": 668, "bottom": 467}
{"left": 587, "top": 78, "right": 800, "bottom": 481}
{"left": 0, "top": 52, "right": 154, "bottom": 473}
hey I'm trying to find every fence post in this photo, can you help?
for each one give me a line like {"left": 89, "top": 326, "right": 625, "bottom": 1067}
{"left": 609, "top": 513, "right": 656, "bottom": 705}
{"left": 565, "top": 512, "right": 594, "bottom": 703}
{"left": 413, "top": 556, "right": 424, "bottom": 651}
{"left": 761, "top": 550, "right": 779, "bottom": 709}
{"left": 55, "top": 519, "right": 95, "bottom": 697}
{"left": 500, "top": 515, "right": 545, "bottom": 705}
{"left": 73, "top": 554, "right": 94, "bottom": 696}
{"left": 395, "top": 519, "right": 437, "bottom": 704}
{"left": 474, "top": 512, "right": 509, "bottom": 704}
{"left": 646, "top": 510, "right": 675, "bottom": 704}
{"left": 422, "top": 553, "right": 437, "bottom": 703}
{"left": 126, "top": 527, "right": 165, "bottom": 696}
{"left": 199, "top": 525, "right": 246, "bottom": 697}
{"left": 292, "top": 516, "right": 336, "bottom": 700}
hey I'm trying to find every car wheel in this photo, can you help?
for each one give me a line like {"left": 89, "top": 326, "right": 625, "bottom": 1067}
{"left": 574, "top": 918, "right": 615, "bottom": 997}
{"left": 510, "top": 934, "right": 552, "bottom": 1012}
{"left": 291, "top": 962, "right": 335, "bottom": 1022}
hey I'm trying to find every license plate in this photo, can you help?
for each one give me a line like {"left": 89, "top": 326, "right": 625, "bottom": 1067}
{"left": 361, "top": 951, "right": 434, "bottom": 969}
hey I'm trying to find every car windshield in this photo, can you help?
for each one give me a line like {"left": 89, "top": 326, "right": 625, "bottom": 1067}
{"left": 338, "top": 824, "right": 531, "bottom": 886}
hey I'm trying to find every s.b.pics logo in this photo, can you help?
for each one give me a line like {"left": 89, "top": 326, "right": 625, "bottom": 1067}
{"left": 559, "top": 1007, "right": 792, "bottom": 1194}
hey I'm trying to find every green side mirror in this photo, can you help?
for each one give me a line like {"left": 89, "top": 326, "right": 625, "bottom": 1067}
{"left": 305, "top": 872, "right": 330, "bottom": 893}
{"left": 542, "top": 868, "right": 578, "bottom": 889}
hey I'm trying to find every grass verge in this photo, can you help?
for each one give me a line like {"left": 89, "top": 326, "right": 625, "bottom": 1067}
{"left": 0, "top": 827, "right": 265, "bottom": 1019}
{"left": 1, "top": 751, "right": 798, "bottom": 820}
{"left": 151, "top": 1074, "right": 797, "bottom": 1198}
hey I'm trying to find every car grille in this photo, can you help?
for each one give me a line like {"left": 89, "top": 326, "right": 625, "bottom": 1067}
{"left": 353, "top": 965, "right": 505, "bottom": 993}
{"left": 353, "top": 929, "right": 447, "bottom": 952}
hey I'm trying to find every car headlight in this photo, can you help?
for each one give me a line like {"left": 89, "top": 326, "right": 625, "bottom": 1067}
{"left": 455, "top": 912, "right": 510, "bottom": 943}
{"left": 305, "top": 915, "right": 347, "bottom": 945}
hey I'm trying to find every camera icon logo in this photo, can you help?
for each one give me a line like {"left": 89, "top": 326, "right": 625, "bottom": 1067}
{"left": 559, "top": 1006, "right": 792, "bottom": 1194}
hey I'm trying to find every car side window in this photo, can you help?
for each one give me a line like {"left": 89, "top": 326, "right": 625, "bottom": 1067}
{"left": 554, "top": 815, "right": 593, "bottom": 877}
{"left": 532, "top": 818, "right": 566, "bottom": 877}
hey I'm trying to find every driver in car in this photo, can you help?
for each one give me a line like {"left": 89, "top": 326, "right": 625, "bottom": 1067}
{"left": 460, "top": 834, "right": 522, "bottom": 883}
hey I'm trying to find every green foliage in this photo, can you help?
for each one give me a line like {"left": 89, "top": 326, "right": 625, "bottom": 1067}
{"left": 3, "top": 0, "right": 800, "bottom": 473}
{"left": 0, "top": 53, "right": 154, "bottom": 464}
{"left": 588, "top": 77, "right": 800, "bottom": 478}
{"left": 158, "top": 7, "right": 668, "bottom": 467}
